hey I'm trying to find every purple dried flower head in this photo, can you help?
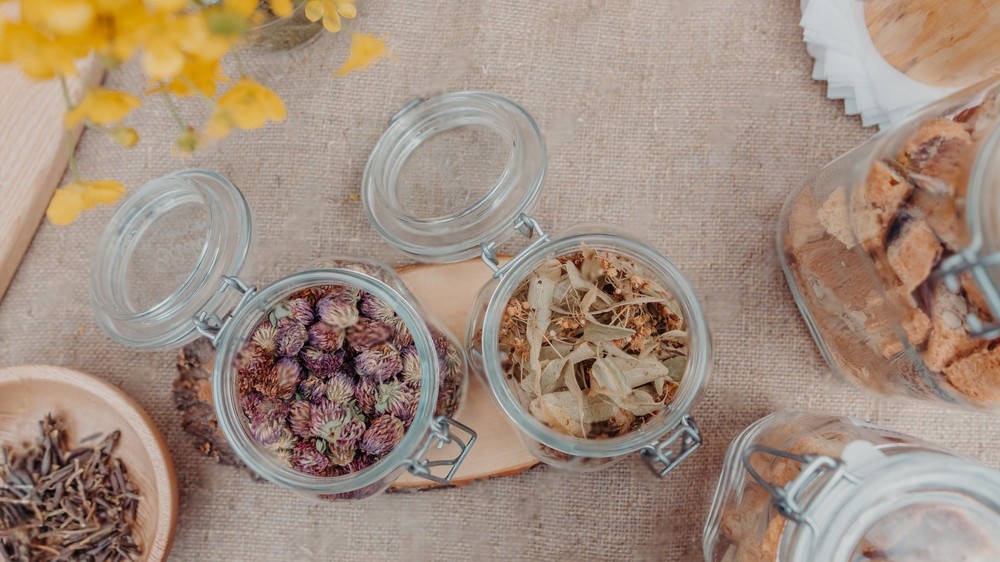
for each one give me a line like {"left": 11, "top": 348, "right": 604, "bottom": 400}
{"left": 241, "top": 391, "right": 264, "bottom": 415}
{"left": 310, "top": 399, "right": 350, "bottom": 442}
{"left": 355, "top": 378, "right": 378, "bottom": 416}
{"left": 431, "top": 331, "right": 451, "bottom": 358}
{"left": 247, "top": 399, "right": 290, "bottom": 447}
{"left": 275, "top": 318, "right": 308, "bottom": 357}
{"left": 374, "top": 379, "right": 411, "bottom": 416}
{"left": 346, "top": 318, "right": 394, "bottom": 349}
{"left": 347, "top": 453, "right": 376, "bottom": 474}
{"left": 354, "top": 343, "right": 402, "bottom": 383}
{"left": 236, "top": 344, "right": 275, "bottom": 394}
{"left": 336, "top": 418, "right": 366, "bottom": 450}
{"left": 325, "top": 372, "right": 357, "bottom": 405}
{"left": 308, "top": 321, "right": 345, "bottom": 352}
{"left": 316, "top": 292, "right": 359, "bottom": 329}
{"left": 327, "top": 443, "right": 356, "bottom": 468}
{"left": 250, "top": 321, "right": 278, "bottom": 353}
{"left": 273, "top": 447, "right": 294, "bottom": 466}
{"left": 390, "top": 320, "right": 414, "bottom": 348}
{"left": 296, "top": 375, "right": 327, "bottom": 402}
{"left": 399, "top": 346, "right": 421, "bottom": 387}
{"left": 265, "top": 428, "right": 297, "bottom": 452}
{"left": 300, "top": 347, "right": 345, "bottom": 378}
{"left": 284, "top": 297, "right": 315, "bottom": 325}
{"left": 272, "top": 357, "right": 304, "bottom": 401}
{"left": 389, "top": 392, "right": 418, "bottom": 423}
{"left": 291, "top": 440, "right": 330, "bottom": 475}
{"left": 358, "top": 292, "right": 395, "bottom": 321}
{"left": 288, "top": 401, "right": 313, "bottom": 437}
{"left": 361, "top": 415, "right": 405, "bottom": 456}
{"left": 288, "top": 287, "right": 323, "bottom": 306}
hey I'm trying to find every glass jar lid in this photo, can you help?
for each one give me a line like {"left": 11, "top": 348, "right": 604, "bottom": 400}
{"left": 90, "top": 169, "right": 252, "bottom": 349}
{"left": 362, "top": 91, "right": 546, "bottom": 262}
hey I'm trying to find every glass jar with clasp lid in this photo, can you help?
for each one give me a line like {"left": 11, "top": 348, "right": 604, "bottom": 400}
{"left": 704, "top": 410, "right": 1000, "bottom": 562}
{"left": 89, "top": 169, "right": 477, "bottom": 500}
{"left": 361, "top": 91, "right": 713, "bottom": 475}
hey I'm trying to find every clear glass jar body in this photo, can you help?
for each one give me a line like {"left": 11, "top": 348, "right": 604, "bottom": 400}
{"left": 242, "top": 0, "right": 322, "bottom": 52}
{"left": 90, "top": 170, "right": 473, "bottom": 500}
{"left": 704, "top": 411, "right": 1000, "bottom": 562}
{"left": 467, "top": 225, "right": 712, "bottom": 471}
{"left": 778, "top": 76, "right": 1000, "bottom": 409}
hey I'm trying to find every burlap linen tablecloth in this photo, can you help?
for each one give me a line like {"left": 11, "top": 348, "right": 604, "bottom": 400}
{"left": 3, "top": 1, "right": 998, "bottom": 560}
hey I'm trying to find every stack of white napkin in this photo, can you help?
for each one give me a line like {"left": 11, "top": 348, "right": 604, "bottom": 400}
{"left": 800, "top": 0, "right": 957, "bottom": 129}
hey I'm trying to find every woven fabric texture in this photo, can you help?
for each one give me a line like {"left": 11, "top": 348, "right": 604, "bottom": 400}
{"left": 2, "top": 1, "right": 997, "bottom": 560}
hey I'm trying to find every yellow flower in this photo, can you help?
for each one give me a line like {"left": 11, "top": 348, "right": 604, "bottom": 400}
{"left": 21, "top": 0, "right": 95, "bottom": 35}
{"left": 110, "top": 126, "right": 139, "bottom": 147}
{"left": 141, "top": 13, "right": 235, "bottom": 81}
{"left": 336, "top": 32, "right": 390, "bottom": 76}
{"left": 149, "top": 56, "right": 227, "bottom": 97}
{"left": 46, "top": 179, "right": 126, "bottom": 225}
{"left": 304, "top": 0, "right": 354, "bottom": 33}
{"left": 0, "top": 21, "right": 87, "bottom": 79}
{"left": 204, "top": 77, "right": 286, "bottom": 139}
{"left": 64, "top": 88, "right": 142, "bottom": 129}
{"left": 269, "top": 0, "right": 293, "bottom": 17}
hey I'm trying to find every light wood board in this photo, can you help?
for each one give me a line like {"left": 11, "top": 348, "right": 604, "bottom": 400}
{"left": 866, "top": 0, "right": 1000, "bottom": 88}
{"left": 0, "top": 59, "right": 104, "bottom": 301}
{"left": 0, "top": 365, "right": 178, "bottom": 561}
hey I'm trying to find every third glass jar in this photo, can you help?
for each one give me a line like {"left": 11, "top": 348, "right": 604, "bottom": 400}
{"left": 778, "top": 76, "right": 1000, "bottom": 410}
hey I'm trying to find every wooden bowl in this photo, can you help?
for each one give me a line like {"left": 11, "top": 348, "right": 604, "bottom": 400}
{"left": 0, "top": 365, "right": 178, "bottom": 561}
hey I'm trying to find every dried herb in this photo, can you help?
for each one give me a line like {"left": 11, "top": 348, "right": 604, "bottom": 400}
{"left": 499, "top": 245, "right": 687, "bottom": 438}
{"left": 0, "top": 415, "right": 141, "bottom": 561}
{"left": 236, "top": 282, "right": 464, "bottom": 478}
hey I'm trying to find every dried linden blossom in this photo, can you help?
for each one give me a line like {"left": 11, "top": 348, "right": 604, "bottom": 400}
{"left": 499, "top": 245, "right": 687, "bottom": 438}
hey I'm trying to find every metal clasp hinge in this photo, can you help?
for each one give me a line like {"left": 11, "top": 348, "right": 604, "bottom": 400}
{"left": 640, "top": 415, "right": 702, "bottom": 478}
{"left": 935, "top": 251, "right": 1000, "bottom": 339}
{"left": 194, "top": 276, "right": 257, "bottom": 347}
{"left": 405, "top": 416, "right": 477, "bottom": 485}
{"left": 741, "top": 446, "right": 854, "bottom": 535}
{"left": 481, "top": 213, "right": 550, "bottom": 278}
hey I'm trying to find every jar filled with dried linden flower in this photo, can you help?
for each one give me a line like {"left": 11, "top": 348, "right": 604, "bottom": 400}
{"left": 90, "top": 170, "right": 476, "bottom": 500}
{"left": 779, "top": 76, "right": 1000, "bottom": 410}
{"left": 362, "top": 91, "right": 712, "bottom": 475}
{"left": 704, "top": 411, "right": 1000, "bottom": 562}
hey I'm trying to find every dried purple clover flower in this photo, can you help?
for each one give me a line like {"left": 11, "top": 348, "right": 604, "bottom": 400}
{"left": 390, "top": 321, "right": 414, "bottom": 348}
{"left": 327, "top": 443, "right": 356, "bottom": 467}
{"left": 310, "top": 399, "right": 350, "bottom": 442}
{"left": 316, "top": 293, "right": 359, "bottom": 329}
{"left": 325, "top": 372, "right": 357, "bottom": 405}
{"left": 271, "top": 357, "right": 303, "bottom": 401}
{"left": 283, "top": 297, "right": 315, "bottom": 325}
{"left": 361, "top": 415, "right": 405, "bottom": 456}
{"left": 288, "top": 286, "right": 323, "bottom": 306}
{"left": 354, "top": 343, "right": 403, "bottom": 383}
{"left": 265, "top": 429, "right": 297, "bottom": 452}
{"left": 374, "top": 379, "right": 413, "bottom": 417}
{"left": 275, "top": 318, "right": 308, "bottom": 357}
{"left": 346, "top": 318, "right": 393, "bottom": 349}
{"left": 288, "top": 401, "right": 313, "bottom": 437}
{"left": 355, "top": 377, "right": 378, "bottom": 416}
{"left": 241, "top": 391, "right": 264, "bottom": 417}
{"left": 358, "top": 292, "right": 394, "bottom": 321}
{"left": 347, "top": 453, "right": 377, "bottom": 473}
{"left": 300, "top": 346, "right": 344, "bottom": 378}
{"left": 296, "top": 375, "right": 327, "bottom": 402}
{"left": 251, "top": 321, "right": 278, "bottom": 353}
{"left": 336, "top": 418, "right": 366, "bottom": 450}
{"left": 236, "top": 344, "right": 275, "bottom": 394}
{"left": 247, "top": 398, "right": 290, "bottom": 447}
{"left": 308, "top": 321, "right": 345, "bottom": 352}
{"left": 291, "top": 440, "right": 330, "bottom": 475}
{"left": 399, "top": 345, "right": 421, "bottom": 387}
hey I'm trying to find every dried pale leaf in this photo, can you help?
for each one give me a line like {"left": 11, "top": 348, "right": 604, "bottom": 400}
{"left": 607, "top": 387, "right": 663, "bottom": 417}
{"left": 526, "top": 260, "right": 561, "bottom": 396}
{"left": 590, "top": 356, "right": 633, "bottom": 397}
{"left": 602, "top": 343, "right": 671, "bottom": 385}
{"left": 532, "top": 392, "right": 622, "bottom": 434}
{"left": 582, "top": 322, "right": 636, "bottom": 343}
{"left": 562, "top": 365, "right": 587, "bottom": 431}
{"left": 663, "top": 356, "right": 688, "bottom": 383}
{"left": 563, "top": 261, "right": 592, "bottom": 290}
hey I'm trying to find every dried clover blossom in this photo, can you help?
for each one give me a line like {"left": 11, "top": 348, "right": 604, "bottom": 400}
{"left": 361, "top": 415, "right": 405, "bottom": 456}
{"left": 275, "top": 318, "right": 308, "bottom": 357}
{"left": 301, "top": 346, "right": 344, "bottom": 378}
{"left": 347, "top": 318, "right": 394, "bottom": 349}
{"left": 291, "top": 440, "right": 330, "bottom": 475}
{"left": 355, "top": 343, "right": 403, "bottom": 383}
{"left": 325, "top": 372, "right": 357, "bottom": 405}
{"left": 317, "top": 293, "right": 359, "bottom": 329}
{"left": 251, "top": 321, "right": 278, "bottom": 353}
{"left": 308, "top": 321, "right": 345, "bottom": 352}
{"left": 498, "top": 245, "right": 688, "bottom": 439}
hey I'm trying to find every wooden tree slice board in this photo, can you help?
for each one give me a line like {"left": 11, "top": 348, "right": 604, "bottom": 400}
{"left": 865, "top": 0, "right": 1000, "bottom": 89}
{"left": 0, "top": 365, "right": 178, "bottom": 561}
{"left": 175, "top": 258, "right": 540, "bottom": 492}
{"left": 0, "top": 56, "right": 104, "bottom": 302}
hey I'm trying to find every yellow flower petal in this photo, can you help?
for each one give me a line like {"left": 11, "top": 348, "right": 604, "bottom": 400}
{"left": 110, "top": 127, "right": 139, "bottom": 148}
{"left": 46, "top": 185, "right": 86, "bottom": 225}
{"left": 40, "top": 0, "right": 95, "bottom": 35}
{"left": 224, "top": 0, "right": 257, "bottom": 18}
{"left": 80, "top": 180, "right": 126, "bottom": 207}
{"left": 269, "top": 0, "right": 294, "bottom": 17}
{"left": 142, "top": 38, "right": 185, "bottom": 80}
{"left": 336, "top": 32, "right": 391, "bottom": 76}
{"left": 303, "top": 0, "right": 323, "bottom": 22}
{"left": 334, "top": 0, "right": 356, "bottom": 19}
{"left": 204, "top": 112, "right": 233, "bottom": 139}
{"left": 63, "top": 88, "right": 141, "bottom": 129}
{"left": 321, "top": 0, "right": 341, "bottom": 32}
{"left": 146, "top": 0, "right": 187, "bottom": 13}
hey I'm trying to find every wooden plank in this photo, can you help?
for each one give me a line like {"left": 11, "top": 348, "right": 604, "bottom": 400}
{"left": 0, "top": 59, "right": 104, "bottom": 301}
{"left": 866, "top": 0, "right": 1000, "bottom": 88}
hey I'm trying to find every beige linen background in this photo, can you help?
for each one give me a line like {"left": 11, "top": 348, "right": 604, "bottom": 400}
{"left": 2, "top": 1, "right": 999, "bottom": 560}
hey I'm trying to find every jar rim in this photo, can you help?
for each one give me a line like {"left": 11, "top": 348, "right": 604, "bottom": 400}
{"left": 478, "top": 231, "right": 712, "bottom": 458}
{"left": 89, "top": 169, "right": 252, "bottom": 349}
{"left": 362, "top": 91, "right": 547, "bottom": 262}
{"left": 212, "top": 268, "right": 442, "bottom": 495}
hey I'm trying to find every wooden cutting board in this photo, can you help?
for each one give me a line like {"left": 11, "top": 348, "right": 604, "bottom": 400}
{"left": 0, "top": 59, "right": 104, "bottom": 302}
{"left": 866, "top": 0, "right": 1000, "bottom": 89}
